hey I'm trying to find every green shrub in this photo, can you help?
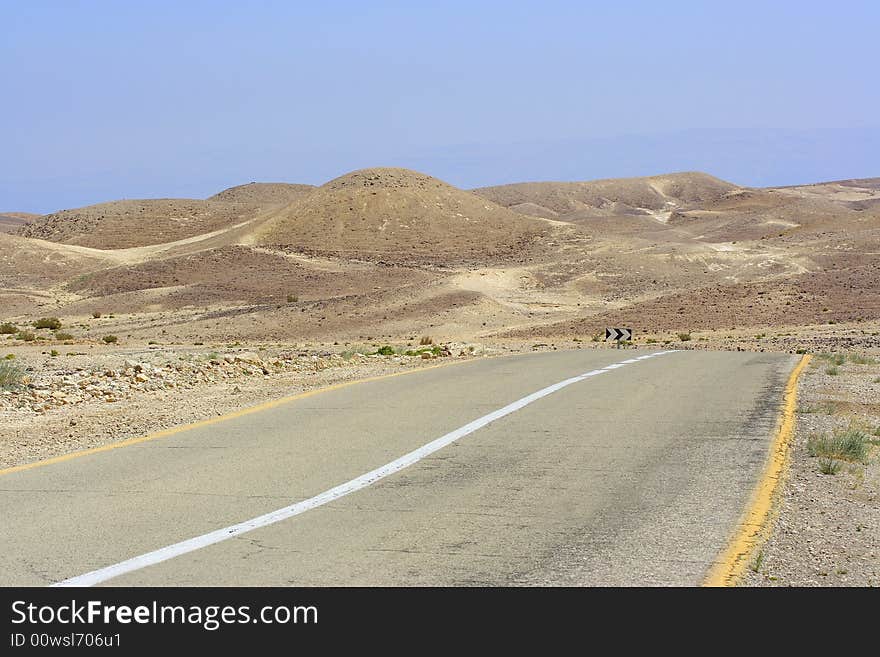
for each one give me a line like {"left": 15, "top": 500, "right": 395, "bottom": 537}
{"left": 0, "top": 322, "right": 17, "bottom": 334}
{"left": 376, "top": 345, "right": 394, "bottom": 356}
{"left": 0, "top": 361, "right": 23, "bottom": 389}
{"left": 818, "top": 458, "right": 840, "bottom": 475}
{"left": 54, "top": 332, "right": 74, "bottom": 341}
{"left": 33, "top": 317, "right": 62, "bottom": 330}
{"left": 102, "top": 335, "right": 118, "bottom": 344}
{"left": 15, "top": 331, "right": 35, "bottom": 342}
{"left": 50, "top": 349, "right": 59, "bottom": 357}
{"left": 3, "top": 354, "right": 14, "bottom": 360}
{"left": 677, "top": 333, "right": 691, "bottom": 342}
{"left": 825, "top": 366, "right": 839, "bottom": 376}
{"left": 807, "top": 427, "right": 869, "bottom": 463}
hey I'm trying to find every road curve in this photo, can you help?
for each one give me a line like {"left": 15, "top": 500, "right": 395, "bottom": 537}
{"left": 0, "top": 349, "right": 795, "bottom": 586}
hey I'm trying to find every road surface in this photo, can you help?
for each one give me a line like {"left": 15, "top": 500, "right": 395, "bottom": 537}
{"left": 0, "top": 349, "right": 795, "bottom": 586}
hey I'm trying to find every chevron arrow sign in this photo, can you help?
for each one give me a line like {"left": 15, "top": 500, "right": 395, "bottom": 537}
{"left": 605, "top": 328, "right": 632, "bottom": 342}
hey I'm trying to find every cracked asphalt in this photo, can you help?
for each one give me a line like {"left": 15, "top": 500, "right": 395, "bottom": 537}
{"left": 0, "top": 349, "right": 795, "bottom": 585}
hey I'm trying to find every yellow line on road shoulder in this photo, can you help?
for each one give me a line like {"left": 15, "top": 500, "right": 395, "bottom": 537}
{"left": 703, "top": 353, "right": 812, "bottom": 587}
{"left": 0, "top": 359, "right": 470, "bottom": 478}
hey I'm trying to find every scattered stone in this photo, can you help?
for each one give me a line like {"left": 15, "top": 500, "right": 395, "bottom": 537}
{"left": 0, "top": 344, "right": 476, "bottom": 416}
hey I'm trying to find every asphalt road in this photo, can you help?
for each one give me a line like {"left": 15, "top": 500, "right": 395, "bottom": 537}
{"left": 0, "top": 349, "right": 795, "bottom": 586}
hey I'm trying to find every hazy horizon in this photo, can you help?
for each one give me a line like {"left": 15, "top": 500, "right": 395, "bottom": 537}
{"left": 3, "top": 1, "right": 878, "bottom": 214}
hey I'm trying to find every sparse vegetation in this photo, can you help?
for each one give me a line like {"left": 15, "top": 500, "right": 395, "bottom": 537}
{"left": 825, "top": 366, "right": 839, "bottom": 376}
{"left": 419, "top": 336, "right": 434, "bottom": 345}
{"left": 677, "top": 333, "right": 691, "bottom": 342}
{"left": 0, "top": 322, "right": 17, "bottom": 334}
{"left": 403, "top": 345, "right": 445, "bottom": 357}
{"left": 819, "top": 353, "right": 845, "bottom": 366}
{"left": 33, "top": 317, "right": 62, "bottom": 330}
{"left": 54, "top": 332, "right": 74, "bottom": 341}
{"left": 50, "top": 349, "right": 59, "bottom": 357}
{"left": 848, "top": 354, "right": 876, "bottom": 365}
{"left": 645, "top": 338, "right": 657, "bottom": 344}
{"left": 807, "top": 427, "right": 870, "bottom": 463}
{"left": 800, "top": 401, "right": 838, "bottom": 415}
{"left": 15, "top": 331, "right": 35, "bottom": 342}
{"left": 749, "top": 549, "right": 765, "bottom": 573}
{"left": 0, "top": 361, "right": 23, "bottom": 390}
{"left": 102, "top": 335, "right": 118, "bottom": 344}
{"left": 92, "top": 311, "right": 102, "bottom": 319}
{"left": 819, "top": 458, "right": 841, "bottom": 475}
{"left": 375, "top": 345, "right": 395, "bottom": 356}
{"left": 286, "top": 294, "right": 298, "bottom": 303}
{"left": 3, "top": 354, "right": 14, "bottom": 360}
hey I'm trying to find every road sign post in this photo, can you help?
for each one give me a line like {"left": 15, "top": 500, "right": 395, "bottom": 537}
{"left": 605, "top": 327, "right": 632, "bottom": 348}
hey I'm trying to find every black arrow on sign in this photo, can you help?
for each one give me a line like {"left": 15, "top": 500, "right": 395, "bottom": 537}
{"left": 605, "top": 328, "right": 632, "bottom": 341}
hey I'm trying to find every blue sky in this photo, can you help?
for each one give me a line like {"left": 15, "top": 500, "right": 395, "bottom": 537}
{"left": 2, "top": 1, "right": 878, "bottom": 213}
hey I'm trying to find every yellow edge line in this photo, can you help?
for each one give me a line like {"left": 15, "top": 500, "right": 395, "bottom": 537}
{"left": 703, "top": 353, "right": 812, "bottom": 587}
{"left": 0, "top": 358, "right": 472, "bottom": 478}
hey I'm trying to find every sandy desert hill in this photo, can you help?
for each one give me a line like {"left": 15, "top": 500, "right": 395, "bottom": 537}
{"left": 254, "top": 168, "right": 551, "bottom": 265}
{"left": 2, "top": 167, "right": 878, "bottom": 350}
{"left": 207, "top": 182, "right": 315, "bottom": 205}
{"left": 16, "top": 198, "right": 262, "bottom": 249}
{"left": 472, "top": 172, "right": 736, "bottom": 220}
{"left": 15, "top": 182, "right": 315, "bottom": 249}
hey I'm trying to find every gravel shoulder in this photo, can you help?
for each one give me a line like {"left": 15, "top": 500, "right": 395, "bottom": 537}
{"left": 742, "top": 352, "right": 880, "bottom": 586}
{"left": 0, "top": 342, "right": 493, "bottom": 470}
